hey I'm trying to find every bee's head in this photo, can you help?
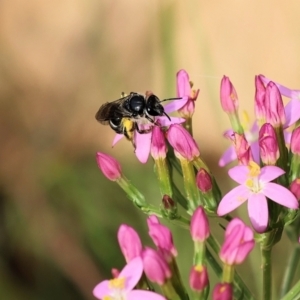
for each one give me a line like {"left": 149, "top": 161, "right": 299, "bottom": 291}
{"left": 145, "top": 93, "right": 171, "bottom": 121}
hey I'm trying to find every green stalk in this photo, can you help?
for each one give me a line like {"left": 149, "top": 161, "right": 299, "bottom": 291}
{"left": 154, "top": 158, "right": 173, "bottom": 197}
{"left": 261, "top": 246, "right": 272, "bottom": 300}
{"left": 180, "top": 158, "right": 201, "bottom": 212}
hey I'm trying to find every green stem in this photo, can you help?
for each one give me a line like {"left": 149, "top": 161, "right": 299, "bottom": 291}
{"left": 280, "top": 279, "right": 300, "bottom": 300}
{"left": 280, "top": 244, "right": 300, "bottom": 298}
{"left": 180, "top": 159, "right": 201, "bottom": 212}
{"left": 261, "top": 245, "right": 272, "bottom": 300}
{"left": 154, "top": 158, "right": 173, "bottom": 197}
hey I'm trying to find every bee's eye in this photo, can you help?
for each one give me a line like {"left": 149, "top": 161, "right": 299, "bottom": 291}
{"left": 129, "top": 95, "right": 145, "bottom": 114}
{"left": 146, "top": 95, "right": 164, "bottom": 116}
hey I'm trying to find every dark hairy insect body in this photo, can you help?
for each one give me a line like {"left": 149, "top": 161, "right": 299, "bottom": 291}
{"left": 95, "top": 92, "right": 176, "bottom": 143}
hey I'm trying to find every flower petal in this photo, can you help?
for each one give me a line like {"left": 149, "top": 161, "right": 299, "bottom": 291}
{"left": 217, "top": 185, "right": 249, "bottom": 215}
{"left": 259, "top": 166, "right": 285, "bottom": 183}
{"left": 119, "top": 257, "right": 144, "bottom": 292}
{"left": 219, "top": 146, "right": 237, "bottom": 167}
{"left": 228, "top": 166, "right": 249, "bottom": 184}
{"left": 134, "top": 132, "right": 152, "bottom": 163}
{"left": 284, "top": 99, "right": 300, "bottom": 128}
{"left": 112, "top": 134, "right": 124, "bottom": 146}
{"left": 263, "top": 183, "right": 299, "bottom": 209}
{"left": 93, "top": 280, "right": 110, "bottom": 299}
{"left": 156, "top": 116, "right": 186, "bottom": 126}
{"left": 129, "top": 290, "right": 166, "bottom": 300}
{"left": 163, "top": 96, "right": 188, "bottom": 113}
{"left": 250, "top": 140, "right": 260, "bottom": 164}
{"left": 248, "top": 193, "right": 268, "bottom": 233}
{"left": 284, "top": 130, "right": 292, "bottom": 144}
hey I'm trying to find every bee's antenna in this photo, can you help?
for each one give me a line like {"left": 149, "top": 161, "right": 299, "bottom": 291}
{"left": 159, "top": 97, "right": 182, "bottom": 103}
{"left": 163, "top": 111, "right": 171, "bottom": 121}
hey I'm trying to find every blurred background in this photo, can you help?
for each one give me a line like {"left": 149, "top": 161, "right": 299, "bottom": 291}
{"left": 1, "top": 0, "right": 300, "bottom": 299}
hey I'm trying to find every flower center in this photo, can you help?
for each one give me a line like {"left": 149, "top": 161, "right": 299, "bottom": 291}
{"left": 245, "top": 161, "right": 262, "bottom": 193}
{"left": 103, "top": 277, "right": 127, "bottom": 300}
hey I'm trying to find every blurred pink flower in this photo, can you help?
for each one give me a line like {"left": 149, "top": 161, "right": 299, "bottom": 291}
{"left": 96, "top": 152, "right": 122, "bottom": 181}
{"left": 212, "top": 283, "right": 233, "bottom": 300}
{"left": 93, "top": 257, "right": 165, "bottom": 300}
{"left": 117, "top": 224, "right": 142, "bottom": 262}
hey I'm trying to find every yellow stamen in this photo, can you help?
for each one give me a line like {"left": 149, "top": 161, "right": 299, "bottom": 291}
{"left": 103, "top": 296, "right": 113, "bottom": 300}
{"left": 108, "top": 277, "right": 125, "bottom": 290}
{"left": 248, "top": 161, "right": 261, "bottom": 177}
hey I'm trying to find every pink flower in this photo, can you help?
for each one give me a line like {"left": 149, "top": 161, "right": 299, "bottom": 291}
{"left": 218, "top": 123, "right": 259, "bottom": 167}
{"left": 176, "top": 69, "right": 200, "bottom": 118}
{"left": 212, "top": 283, "right": 233, "bottom": 300}
{"left": 259, "top": 75, "right": 300, "bottom": 127}
{"left": 217, "top": 161, "right": 299, "bottom": 232}
{"left": 190, "top": 206, "right": 210, "bottom": 242}
{"left": 166, "top": 124, "right": 200, "bottom": 161}
{"left": 189, "top": 265, "right": 209, "bottom": 292}
{"left": 196, "top": 169, "right": 212, "bottom": 193}
{"left": 147, "top": 215, "right": 177, "bottom": 259}
{"left": 93, "top": 257, "right": 166, "bottom": 300}
{"left": 220, "top": 76, "right": 239, "bottom": 114}
{"left": 258, "top": 123, "right": 279, "bottom": 165}
{"left": 220, "top": 218, "right": 254, "bottom": 265}
{"left": 254, "top": 75, "right": 266, "bottom": 123}
{"left": 290, "top": 179, "right": 300, "bottom": 201}
{"left": 96, "top": 152, "right": 122, "bottom": 181}
{"left": 142, "top": 248, "right": 171, "bottom": 285}
{"left": 117, "top": 225, "right": 142, "bottom": 262}
{"left": 264, "top": 82, "right": 286, "bottom": 127}
{"left": 112, "top": 95, "right": 188, "bottom": 164}
{"left": 150, "top": 126, "right": 167, "bottom": 160}
{"left": 291, "top": 127, "right": 300, "bottom": 155}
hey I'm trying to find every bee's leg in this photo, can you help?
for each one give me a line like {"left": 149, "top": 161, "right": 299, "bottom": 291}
{"left": 135, "top": 125, "right": 152, "bottom": 134}
{"left": 145, "top": 115, "right": 156, "bottom": 124}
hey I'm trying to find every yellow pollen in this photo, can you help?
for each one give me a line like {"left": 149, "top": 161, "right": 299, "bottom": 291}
{"left": 296, "top": 178, "right": 300, "bottom": 184}
{"left": 248, "top": 161, "right": 261, "bottom": 177}
{"left": 246, "top": 178, "right": 254, "bottom": 188}
{"left": 195, "top": 265, "right": 203, "bottom": 272}
{"left": 108, "top": 277, "right": 125, "bottom": 290}
{"left": 103, "top": 296, "right": 113, "bottom": 300}
{"left": 220, "top": 286, "right": 226, "bottom": 293}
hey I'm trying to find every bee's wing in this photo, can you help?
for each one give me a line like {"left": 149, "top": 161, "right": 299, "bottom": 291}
{"left": 95, "top": 97, "right": 131, "bottom": 124}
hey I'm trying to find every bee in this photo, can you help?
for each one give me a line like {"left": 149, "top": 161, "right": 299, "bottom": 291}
{"left": 95, "top": 91, "right": 179, "bottom": 145}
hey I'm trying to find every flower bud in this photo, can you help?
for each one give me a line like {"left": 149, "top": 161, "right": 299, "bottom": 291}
{"left": 162, "top": 195, "right": 177, "bottom": 217}
{"left": 265, "top": 81, "right": 286, "bottom": 127}
{"left": 291, "top": 127, "right": 300, "bottom": 155}
{"left": 142, "top": 248, "right": 171, "bottom": 285}
{"left": 220, "top": 218, "right": 254, "bottom": 265}
{"left": 213, "top": 283, "right": 233, "bottom": 300}
{"left": 117, "top": 224, "right": 142, "bottom": 262}
{"left": 220, "top": 76, "right": 239, "bottom": 114}
{"left": 290, "top": 178, "right": 300, "bottom": 201}
{"left": 196, "top": 169, "right": 212, "bottom": 193}
{"left": 189, "top": 265, "right": 209, "bottom": 292}
{"left": 190, "top": 206, "right": 210, "bottom": 242}
{"left": 176, "top": 69, "right": 199, "bottom": 118}
{"left": 151, "top": 126, "right": 167, "bottom": 159}
{"left": 233, "top": 133, "right": 253, "bottom": 165}
{"left": 254, "top": 75, "right": 266, "bottom": 123}
{"left": 259, "top": 123, "right": 279, "bottom": 165}
{"left": 166, "top": 124, "right": 200, "bottom": 161}
{"left": 147, "top": 215, "right": 177, "bottom": 259}
{"left": 96, "top": 152, "right": 121, "bottom": 181}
